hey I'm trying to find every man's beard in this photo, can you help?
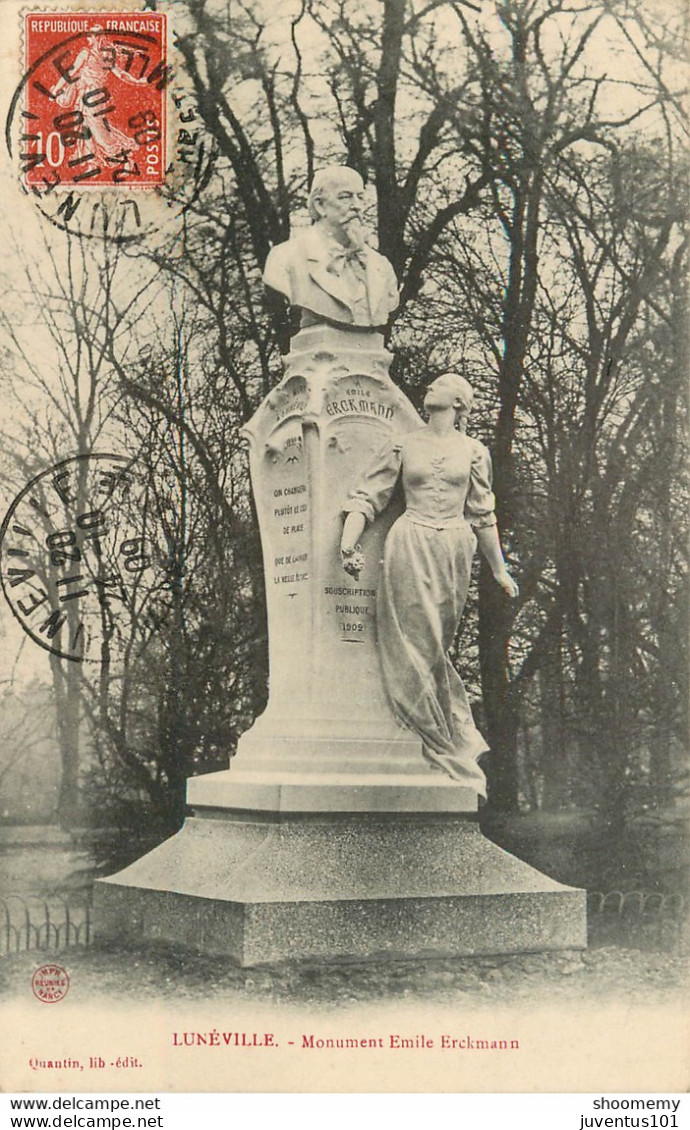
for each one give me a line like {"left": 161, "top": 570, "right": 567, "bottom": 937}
{"left": 342, "top": 215, "right": 366, "bottom": 249}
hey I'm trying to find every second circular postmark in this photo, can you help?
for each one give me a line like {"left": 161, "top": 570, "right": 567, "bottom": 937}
{"left": 0, "top": 453, "right": 165, "bottom": 663}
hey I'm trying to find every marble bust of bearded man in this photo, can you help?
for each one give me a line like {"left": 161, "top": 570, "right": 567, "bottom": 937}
{"left": 263, "top": 166, "right": 399, "bottom": 332}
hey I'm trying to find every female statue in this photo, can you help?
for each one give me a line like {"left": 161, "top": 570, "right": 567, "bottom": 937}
{"left": 340, "top": 373, "right": 518, "bottom": 798}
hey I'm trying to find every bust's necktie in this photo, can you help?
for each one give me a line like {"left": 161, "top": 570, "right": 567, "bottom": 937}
{"left": 327, "top": 246, "right": 367, "bottom": 280}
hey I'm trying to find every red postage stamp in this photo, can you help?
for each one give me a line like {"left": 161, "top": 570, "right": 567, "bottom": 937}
{"left": 23, "top": 12, "right": 168, "bottom": 190}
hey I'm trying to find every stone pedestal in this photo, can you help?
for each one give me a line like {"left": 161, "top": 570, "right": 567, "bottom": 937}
{"left": 93, "top": 812, "right": 586, "bottom": 965}
{"left": 94, "top": 326, "right": 587, "bottom": 964}
{"left": 235, "top": 326, "right": 423, "bottom": 777}
{"left": 217, "top": 325, "right": 469, "bottom": 814}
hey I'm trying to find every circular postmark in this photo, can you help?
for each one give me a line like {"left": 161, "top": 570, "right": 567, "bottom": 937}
{"left": 5, "top": 13, "right": 216, "bottom": 243}
{"left": 31, "top": 963, "right": 70, "bottom": 1003}
{"left": 0, "top": 453, "right": 165, "bottom": 663}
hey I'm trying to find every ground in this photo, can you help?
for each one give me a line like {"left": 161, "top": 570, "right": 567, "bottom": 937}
{"left": 0, "top": 941, "right": 686, "bottom": 1009}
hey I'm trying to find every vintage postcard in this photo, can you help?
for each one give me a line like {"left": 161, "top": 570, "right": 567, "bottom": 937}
{"left": 0, "top": 0, "right": 687, "bottom": 1096}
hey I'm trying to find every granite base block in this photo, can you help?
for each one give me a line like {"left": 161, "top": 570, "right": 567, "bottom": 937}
{"left": 93, "top": 813, "right": 586, "bottom": 966}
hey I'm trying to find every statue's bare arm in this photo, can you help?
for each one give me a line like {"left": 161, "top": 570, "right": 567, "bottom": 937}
{"left": 340, "top": 511, "right": 367, "bottom": 554}
{"left": 476, "top": 525, "right": 519, "bottom": 598}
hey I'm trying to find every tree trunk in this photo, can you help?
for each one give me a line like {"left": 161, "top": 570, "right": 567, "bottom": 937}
{"left": 52, "top": 652, "right": 82, "bottom": 829}
{"left": 539, "top": 632, "right": 570, "bottom": 810}
{"left": 479, "top": 563, "right": 519, "bottom": 811}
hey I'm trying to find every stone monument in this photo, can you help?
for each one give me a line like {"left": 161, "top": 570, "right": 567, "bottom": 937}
{"left": 93, "top": 167, "right": 585, "bottom": 965}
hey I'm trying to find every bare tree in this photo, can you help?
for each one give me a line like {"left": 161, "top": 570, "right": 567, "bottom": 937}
{"left": 0, "top": 229, "right": 158, "bottom": 826}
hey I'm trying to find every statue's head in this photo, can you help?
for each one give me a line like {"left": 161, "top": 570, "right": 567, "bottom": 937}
{"left": 307, "top": 166, "right": 366, "bottom": 246}
{"left": 424, "top": 373, "right": 474, "bottom": 424}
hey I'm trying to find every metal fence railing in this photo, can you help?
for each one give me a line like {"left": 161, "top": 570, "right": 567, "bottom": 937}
{"left": 0, "top": 895, "right": 91, "bottom": 956}
{"left": 587, "top": 890, "right": 686, "bottom": 950}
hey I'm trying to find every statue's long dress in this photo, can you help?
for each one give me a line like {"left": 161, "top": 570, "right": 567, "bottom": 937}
{"left": 343, "top": 428, "right": 498, "bottom": 797}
